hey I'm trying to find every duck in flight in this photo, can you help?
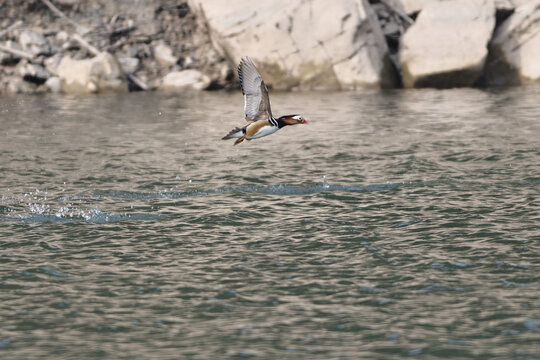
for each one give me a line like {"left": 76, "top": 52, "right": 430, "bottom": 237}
{"left": 222, "top": 57, "right": 307, "bottom": 145}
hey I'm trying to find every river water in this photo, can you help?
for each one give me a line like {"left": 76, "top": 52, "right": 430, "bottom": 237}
{"left": 0, "top": 87, "right": 539, "bottom": 359}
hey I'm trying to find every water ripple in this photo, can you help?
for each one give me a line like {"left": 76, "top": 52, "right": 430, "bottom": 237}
{"left": 1, "top": 89, "right": 539, "bottom": 359}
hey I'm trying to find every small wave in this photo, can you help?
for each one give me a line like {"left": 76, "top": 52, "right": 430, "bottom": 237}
{"left": 97, "top": 180, "right": 443, "bottom": 200}
{"left": 42, "top": 267, "right": 70, "bottom": 278}
{"left": 5, "top": 208, "right": 161, "bottom": 224}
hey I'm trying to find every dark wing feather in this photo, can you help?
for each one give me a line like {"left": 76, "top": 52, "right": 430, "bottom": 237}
{"left": 238, "top": 57, "right": 273, "bottom": 121}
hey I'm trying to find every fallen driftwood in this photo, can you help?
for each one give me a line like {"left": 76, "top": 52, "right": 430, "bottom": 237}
{"left": 110, "top": 25, "right": 137, "bottom": 37}
{"left": 71, "top": 33, "right": 100, "bottom": 56}
{"left": 104, "top": 39, "right": 128, "bottom": 52}
{"left": 40, "top": 0, "right": 89, "bottom": 35}
{"left": 0, "top": 20, "right": 23, "bottom": 39}
{"left": 0, "top": 44, "right": 35, "bottom": 60}
{"left": 125, "top": 72, "right": 151, "bottom": 91}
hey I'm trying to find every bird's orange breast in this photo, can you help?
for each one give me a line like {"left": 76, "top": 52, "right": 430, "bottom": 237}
{"left": 245, "top": 120, "right": 271, "bottom": 137}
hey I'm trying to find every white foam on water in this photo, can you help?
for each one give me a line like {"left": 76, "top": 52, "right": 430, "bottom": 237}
{"left": 2, "top": 188, "right": 161, "bottom": 224}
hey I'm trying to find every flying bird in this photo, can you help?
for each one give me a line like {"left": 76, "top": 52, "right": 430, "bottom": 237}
{"left": 222, "top": 57, "right": 307, "bottom": 145}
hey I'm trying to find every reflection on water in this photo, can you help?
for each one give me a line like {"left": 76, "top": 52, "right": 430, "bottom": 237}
{"left": 0, "top": 87, "right": 539, "bottom": 359}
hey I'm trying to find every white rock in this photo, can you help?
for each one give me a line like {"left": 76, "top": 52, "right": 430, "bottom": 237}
{"left": 189, "top": 0, "right": 394, "bottom": 90}
{"left": 161, "top": 70, "right": 210, "bottom": 91}
{"left": 117, "top": 56, "right": 140, "bottom": 74}
{"left": 153, "top": 42, "right": 177, "bottom": 67}
{"left": 56, "top": 31, "right": 70, "bottom": 43}
{"left": 388, "top": 0, "right": 513, "bottom": 14}
{"left": 56, "top": 52, "right": 127, "bottom": 94}
{"left": 486, "top": 0, "right": 540, "bottom": 85}
{"left": 18, "top": 29, "right": 51, "bottom": 56}
{"left": 400, "top": 0, "right": 495, "bottom": 88}
{"left": 183, "top": 56, "right": 194, "bottom": 69}
{"left": 219, "top": 63, "right": 232, "bottom": 80}
{"left": 45, "top": 76, "right": 62, "bottom": 93}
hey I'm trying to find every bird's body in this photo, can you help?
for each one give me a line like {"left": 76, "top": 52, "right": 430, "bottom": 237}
{"left": 222, "top": 57, "right": 307, "bottom": 145}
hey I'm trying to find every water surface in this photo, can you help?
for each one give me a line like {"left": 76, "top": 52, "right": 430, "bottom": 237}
{"left": 1, "top": 87, "right": 539, "bottom": 359}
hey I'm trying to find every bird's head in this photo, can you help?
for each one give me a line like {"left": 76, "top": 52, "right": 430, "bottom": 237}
{"left": 279, "top": 114, "right": 308, "bottom": 126}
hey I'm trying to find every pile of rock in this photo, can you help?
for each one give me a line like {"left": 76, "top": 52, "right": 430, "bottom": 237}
{"left": 0, "top": 0, "right": 232, "bottom": 94}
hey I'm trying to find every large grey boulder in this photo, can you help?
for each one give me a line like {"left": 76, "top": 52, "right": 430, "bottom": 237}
{"left": 485, "top": 0, "right": 540, "bottom": 85}
{"left": 188, "top": 0, "right": 395, "bottom": 90}
{"left": 56, "top": 52, "right": 127, "bottom": 94}
{"left": 400, "top": 0, "right": 495, "bottom": 88}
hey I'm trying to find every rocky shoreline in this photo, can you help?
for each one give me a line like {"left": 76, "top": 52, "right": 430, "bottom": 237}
{"left": 0, "top": 0, "right": 538, "bottom": 95}
{"left": 0, "top": 0, "right": 232, "bottom": 94}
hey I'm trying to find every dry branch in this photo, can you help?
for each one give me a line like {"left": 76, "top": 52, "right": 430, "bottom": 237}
{"left": 0, "top": 44, "right": 34, "bottom": 60}
{"left": 0, "top": 20, "right": 23, "bottom": 39}
{"left": 71, "top": 33, "right": 100, "bottom": 56}
{"left": 40, "top": 0, "right": 89, "bottom": 34}
{"left": 126, "top": 73, "right": 151, "bottom": 91}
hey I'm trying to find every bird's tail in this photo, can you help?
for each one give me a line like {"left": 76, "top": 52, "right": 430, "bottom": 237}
{"left": 222, "top": 127, "right": 244, "bottom": 140}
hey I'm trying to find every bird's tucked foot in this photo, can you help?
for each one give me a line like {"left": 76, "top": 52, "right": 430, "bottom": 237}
{"left": 234, "top": 135, "right": 245, "bottom": 146}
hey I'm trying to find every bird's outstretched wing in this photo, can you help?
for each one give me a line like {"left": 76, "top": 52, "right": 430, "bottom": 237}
{"left": 238, "top": 57, "right": 273, "bottom": 122}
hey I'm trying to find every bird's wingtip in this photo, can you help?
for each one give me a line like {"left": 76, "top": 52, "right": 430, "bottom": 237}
{"left": 240, "top": 56, "right": 254, "bottom": 65}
